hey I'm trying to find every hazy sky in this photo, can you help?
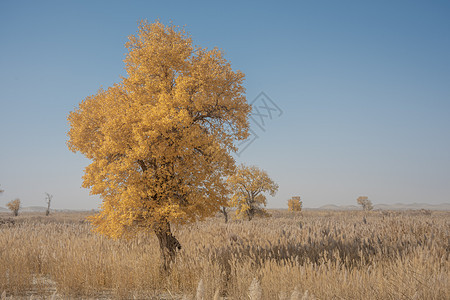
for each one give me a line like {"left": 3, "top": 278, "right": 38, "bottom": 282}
{"left": 1, "top": 1, "right": 449, "bottom": 210}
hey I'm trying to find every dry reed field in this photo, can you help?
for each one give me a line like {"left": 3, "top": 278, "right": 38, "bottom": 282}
{"left": 0, "top": 210, "right": 449, "bottom": 299}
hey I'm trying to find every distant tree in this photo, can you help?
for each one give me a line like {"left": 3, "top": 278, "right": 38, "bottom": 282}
{"left": 227, "top": 165, "right": 278, "bottom": 220}
{"left": 357, "top": 196, "right": 373, "bottom": 211}
{"left": 0, "top": 185, "right": 4, "bottom": 194}
{"left": 7, "top": 199, "right": 21, "bottom": 216}
{"left": 45, "top": 193, "right": 53, "bottom": 216}
{"left": 288, "top": 196, "right": 302, "bottom": 212}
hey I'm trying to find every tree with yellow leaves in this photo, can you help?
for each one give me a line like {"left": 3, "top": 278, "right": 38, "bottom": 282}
{"left": 227, "top": 165, "right": 278, "bottom": 220}
{"left": 67, "top": 21, "right": 250, "bottom": 270}
{"left": 7, "top": 199, "right": 21, "bottom": 217}
{"left": 357, "top": 196, "right": 373, "bottom": 211}
{"left": 288, "top": 196, "right": 302, "bottom": 212}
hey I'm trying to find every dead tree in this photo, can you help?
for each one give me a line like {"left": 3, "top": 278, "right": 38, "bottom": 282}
{"left": 45, "top": 193, "right": 53, "bottom": 216}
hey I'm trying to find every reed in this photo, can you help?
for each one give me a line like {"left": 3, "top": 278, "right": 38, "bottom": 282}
{"left": 0, "top": 210, "right": 448, "bottom": 299}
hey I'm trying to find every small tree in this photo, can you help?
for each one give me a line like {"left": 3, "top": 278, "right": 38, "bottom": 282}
{"left": 0, "top": 185, "right": 4, "bottom": 194}
{"left": 227, "top": 165, "right": 278, "bottom": 220}
{"left": 45, "top": 193, "right": 53, "bottom": 216}
{"left": 7, "top": 199, "right": 21, "bottom": 216}
{"left": 288, "top": 196, "right": 302, "bottom": 212}
{"left": 357, "top": 196, "right": 373, "bottom": 211}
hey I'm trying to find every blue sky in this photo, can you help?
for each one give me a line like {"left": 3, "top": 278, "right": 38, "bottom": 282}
{"left": 1, "top": 0, "right": 449, "bottom": 209}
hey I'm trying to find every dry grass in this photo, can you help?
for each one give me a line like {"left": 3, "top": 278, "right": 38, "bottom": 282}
{"left": 0, "top": 210, "right": 449, "bottom": 299}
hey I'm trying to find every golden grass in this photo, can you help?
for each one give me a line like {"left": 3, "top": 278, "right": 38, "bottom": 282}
{"left": 0, "top": 210, "right": 449, "bottom": 299}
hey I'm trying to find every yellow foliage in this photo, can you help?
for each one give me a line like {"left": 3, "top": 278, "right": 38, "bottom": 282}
{"left": 357, "top": 196, "right": 373, "bottom": 211}
{"left": 67, "top": 21, "right": 250, "bottom": 239}
{"left": 7, "top": 198, "right": 21, "bottom": 216}
{"left": 288, "top": 196, "right": 302, "bottom": 212}
{"left": 227, "top": 165, "right": 278, "bottom": 220}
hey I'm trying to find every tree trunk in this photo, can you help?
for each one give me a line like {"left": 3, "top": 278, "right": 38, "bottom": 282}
{"left": 221, "top": 207, "right": 228, "bottom": 223}
{"left": 246, "top": 208, "right": 255, "bottom": 221}
{"left": 154, "top": 220, "right": 181, "bottom": 272}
